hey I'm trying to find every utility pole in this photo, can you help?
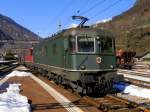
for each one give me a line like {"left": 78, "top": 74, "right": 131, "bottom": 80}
{"left": 58, "top": 21, "right": 62, "bottom": 32}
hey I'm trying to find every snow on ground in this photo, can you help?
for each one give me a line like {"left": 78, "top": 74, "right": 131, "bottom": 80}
{"left": 0, "top": 83, "right": 30, "bottom": 112}
{"left": 0, "top": 70, "right": 32, "bottom": 112}
{"left": 14, "top": 66, "right": 29, "bottom": 71}
{"left": 123, "top": 84, "right": 150, "bottom": 100}
{"left": 7, "top": 70, "right": 32, "bottom": 77}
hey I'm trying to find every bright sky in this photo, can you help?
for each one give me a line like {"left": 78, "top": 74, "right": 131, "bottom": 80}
{"left": 0, "top": 0, "right": 136, "bottom": 38}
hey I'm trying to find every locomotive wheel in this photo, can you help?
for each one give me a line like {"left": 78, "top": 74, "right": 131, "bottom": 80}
{"left": 55, "top": 79, "right": 58, "bottom": 85}
{"left": 48, "top": 73, "right": 53, "bottom": 80}
{"left": 86, "top": 85, "right": 93, "bottom": 95}
{"left": 63, "top": 79, "right": 69, "bottom": 89}
{"left": 58, "top": 76, "right": 62, "bottom": 84}
{"left": 81, "top": 83, "right": 86, "bottom": 96}
{"left": 106, "top": 80, "right": 113, "bottom": 92}
{"left": 97, "top": 79, "right": 113, "bottom": 95}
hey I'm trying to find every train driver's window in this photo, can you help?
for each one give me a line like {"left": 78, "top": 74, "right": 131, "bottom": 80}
{"left": 101, "top": 38, "right": 113, "bottom": 53}
{"left": 69, "top": 37, "right": 76, "bottom": 53}
{"left": 77, "top": 36, "right": 95, "bottom": 53}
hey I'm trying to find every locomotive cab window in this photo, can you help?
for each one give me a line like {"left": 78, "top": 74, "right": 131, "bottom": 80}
{"left": 77, "top": 36, "right": 95, "bottom": 53}
{"left": 100, "top": 38, "right": 113, "bottom": 53}
{"left": 69, "top": 37, "right": 76, "bottom": 53}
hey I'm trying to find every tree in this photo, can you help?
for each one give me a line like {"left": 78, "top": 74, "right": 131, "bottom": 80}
{"left": 4, "top": 52, "right": 15, "bottom": 60}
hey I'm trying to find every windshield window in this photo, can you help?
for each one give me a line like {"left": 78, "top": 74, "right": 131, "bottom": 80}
{"left": 69, "top": 37, "right": 76, "bottom": 53}
{"left": 101, "top": 38, "right": 113, "bottom": 53}
{"left": 77, "top": 36, "right": 95, "bottom": 53}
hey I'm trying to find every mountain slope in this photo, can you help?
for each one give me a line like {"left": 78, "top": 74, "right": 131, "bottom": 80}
{"left": 0, "top": 14, "right": 39, "bottom": 41}
{"left": 96, "top": 0, "right": 150, "bottom": 55}
{"left": 0, "top": 29, "right": 13, "bottom": 40}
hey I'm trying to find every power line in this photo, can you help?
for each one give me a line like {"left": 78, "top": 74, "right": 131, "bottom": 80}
{"left": 56, "top": 0, "right": 74, "bottom": 19}
{"left": 63, "top": 0, "right": 102, "bottom": 28}
{"left": 47, "top": 0, "right": 75, "bottom": 34}
{"left": 76, "top": 0, "right": 92, "bottom": 14}
{"left": 49, "top": 0, "right": 74, "bottom": 27}
{"left": 90, "top": 0, "right": 123, "bottom": 19}
{"left": 80, "top": 0, "right": 106, "bottom": 15}
{"left": 62, "top": 16, "right": 72, "bottom": 29}
{"left": 56, "top": 0, "right": 122, "bottom": 30}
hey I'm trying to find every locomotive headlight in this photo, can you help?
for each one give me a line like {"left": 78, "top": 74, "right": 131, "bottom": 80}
{"left": 97, "top": 41, "right": 101, "bottom": 45}
{"left": 81, "top": 65, "right": 86, "bottom": 70}
{"left": 96, "top": 36, "right": 100, "bottom": 40}
{"left": 110, "top": 65, "right": 114, "bottom": 69}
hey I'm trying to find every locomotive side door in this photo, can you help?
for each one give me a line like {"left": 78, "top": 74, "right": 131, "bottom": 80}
{"left": 63, "top": 38, "right": 68, "bottom": 68}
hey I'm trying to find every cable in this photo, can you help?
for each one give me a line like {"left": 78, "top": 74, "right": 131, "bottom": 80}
{"left": 63, "top": 0, "right": 100, "bottom": 29}
{"left": 91, "top": 0, "right": 123, "bottom": 19}
{"left": 80, "top": 0, "right": 106, "bottom": 15}
{"left": 58, "top": 0, "right": 121, "bottom": 29}
{"left": 76, "top": 0, "right": 92, "bottom": 14}
{"left": 49, "top": 0, "right": 74, "bottom": 26}
{"left": 47, "top": 0, "right": 75, "bottom": 34}
{"left": 57, "top": 0, "right": 74, "bottom": 19}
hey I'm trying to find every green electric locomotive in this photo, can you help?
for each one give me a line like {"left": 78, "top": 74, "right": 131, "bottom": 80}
{"left": 27, "top": 16, "right": 121, "bottom": 95}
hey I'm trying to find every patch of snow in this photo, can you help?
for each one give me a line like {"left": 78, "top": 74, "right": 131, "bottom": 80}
{"left": 12, "top": 62, "right": 18, "bottom": 65}
{"left": 0, "top": 61, "right": 9, "bottom": 63}
{"left": 123, "top": 85, "right": 150, "bottom": 99}
{"left": 0, "top": 84, "right": 30, "bottom": 112}
{"left": 14, "top": 66, "right": 29, "bottom": 71}
{"left": 96, "top": 18, "right": 112, "bottom": 24}
{"left": 68, "top": 23, "right": 78, "bottom": 28}
{"left": 7, "top": 71, "right": 32, "bottom": 77}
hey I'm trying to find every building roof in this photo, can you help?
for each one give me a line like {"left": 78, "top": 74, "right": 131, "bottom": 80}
{"left": 135, "top": 51, "right": 150, "bottom": 58}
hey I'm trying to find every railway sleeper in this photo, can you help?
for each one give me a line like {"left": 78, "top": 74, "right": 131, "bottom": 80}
{"left": 109, "top": 108, "right": 143, "bottom": 112}
{"left": 100, "top": 102, "right": 128, "bottom": 111}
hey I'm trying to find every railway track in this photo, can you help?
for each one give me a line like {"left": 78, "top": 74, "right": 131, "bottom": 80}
{"left": 1, "top": 65, "right": 149, "bottom": 112}
{"left": 0, "top": 65, "right": 17, "bottom": 76}
{"left": 2, "top": 65, "right": 147, "bottom": 112}
{"left": 125, "top": 77, "right": 150, "bottom": 89}
{"left": 29, "top": 68, "right": 150, "bottom": 112}
{"left": 118, "top": 69, "right": 150, "bottom": 78}
{"left": 118, "top": 69, "right": 150, "bottom": 89}
{"left": 82, "top": 94, "right": 150, "bottom": 112}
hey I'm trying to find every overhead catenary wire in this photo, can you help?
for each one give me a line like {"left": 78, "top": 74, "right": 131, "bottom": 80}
{"left": 65, "top": 0, "right": 120, "bottom": 27}
{"left": 63, "top": 0, "right": 107, "bottom": 28}
{"left": 54, "top": 0, "right": 123, "bottom": 32}
{"left": 49, "top": 0, "right": 74, "bottom": 27}
{"left": 56, "top": 0, "right": 74, "bottom": 20}
{"left": 57, "top": 0, "right": 85, "bottom": 29}
{"left": 63, "top": 0, "right": 98, "bottom": 28}
{"left": 76, "top": 0, "right": 92, "bottom": 15}
{"left": 47, "top": 0, "right": 74, "bottom": 35}
{"left": 90, "top": 0, "right": 123, "bottom": 19}
{"left": 61, "top": 0, "right": 88, "bottom": 29}
{"left": 80, "top": 0, "right": 106, "bottom": 15}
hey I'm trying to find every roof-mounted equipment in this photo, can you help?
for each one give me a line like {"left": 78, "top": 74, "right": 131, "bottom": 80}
{"left": 72, "top": 16, "right": 89, "bottom": 28}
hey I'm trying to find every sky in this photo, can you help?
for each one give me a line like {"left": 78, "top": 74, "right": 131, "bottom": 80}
{"left": 0, "top": 0, "right": 136, "bottom": 38}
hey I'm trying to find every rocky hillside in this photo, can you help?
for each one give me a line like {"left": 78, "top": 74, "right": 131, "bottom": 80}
{"left": 0, "top": 29, "right": 13, "bottom": 40}
{"left": 96, "top": 0, "right": 150, "bottom": 55}
{"left": 0, "top": 14, "right": 39, "bottom": 41}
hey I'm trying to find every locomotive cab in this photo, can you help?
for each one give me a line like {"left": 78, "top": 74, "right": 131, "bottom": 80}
{"left": 32, "top": 27, "right": 120, "bottom": 95}
{"left": 63, "top": 28, "right": 116, "bottom": 72}
{"left": 61, "top": 28, "right": 119, "bottom": 94}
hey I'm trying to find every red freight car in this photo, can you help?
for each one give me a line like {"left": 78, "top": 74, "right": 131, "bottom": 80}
{"left": 22, "top": 48, "right": 33, "bottom": 62}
